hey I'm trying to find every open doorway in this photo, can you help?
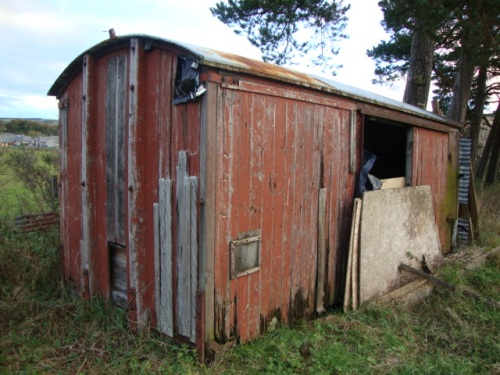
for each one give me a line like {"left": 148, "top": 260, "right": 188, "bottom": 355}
{"left": 363, "top": 117, "right": 413, "bottom": 185}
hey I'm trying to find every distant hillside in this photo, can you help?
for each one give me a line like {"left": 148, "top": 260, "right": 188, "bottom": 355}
{"left": 0, "top": 118, "right": 57, "bottom": 125}
{"left": 0, "top": 119, "right": 58, "bottom": 136}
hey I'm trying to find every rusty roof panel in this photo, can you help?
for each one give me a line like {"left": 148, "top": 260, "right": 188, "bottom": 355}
{"left": 48, "top": 34, "right": 460, "bottom": 128}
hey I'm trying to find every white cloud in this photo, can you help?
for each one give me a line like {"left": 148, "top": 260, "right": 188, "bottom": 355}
{"left": 0, "top": 0, "right": 405, "bottom": 118}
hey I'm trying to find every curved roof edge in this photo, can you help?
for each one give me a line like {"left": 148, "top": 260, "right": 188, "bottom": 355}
{"left": 48, "top": 34, "right": 461, "bottom": 129}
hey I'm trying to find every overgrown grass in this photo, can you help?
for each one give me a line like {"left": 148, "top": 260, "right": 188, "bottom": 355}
{"left": 0, "top": 227, "right": 201, "bottom": 373}
{"left": 476, "top": 182, "right": 500, "bottom": 249}
{"left": 0, "top": 147, "right": 58, "bottom": 219}
{"left": 0, "top": 183, "right": 499, "bottom": 374}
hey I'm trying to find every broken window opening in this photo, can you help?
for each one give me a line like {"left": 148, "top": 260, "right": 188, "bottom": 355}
{"left": 173, "top": 55, "right": 207, "bottom": 105}
{"left": 230, "top": 232, "right": 261, "bottom": 279}
{"left": 359, "top": 118, "right": 413, "bottom": 195}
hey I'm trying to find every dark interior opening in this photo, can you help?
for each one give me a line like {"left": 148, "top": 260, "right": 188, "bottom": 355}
{"left": 363, "top": 118, "right": 408, "bottom": 180}
{"left": 109, "top": 242, "right": 127, "bottom": 308}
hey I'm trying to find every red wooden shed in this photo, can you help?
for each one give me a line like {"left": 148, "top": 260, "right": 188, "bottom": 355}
{"left": 48, "top": 34, "right": 461, "bottom": 356}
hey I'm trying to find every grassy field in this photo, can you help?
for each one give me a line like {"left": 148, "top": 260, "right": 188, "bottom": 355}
{"left": 0, "top": 147, "right": 58, "bottom": 218}
{"left": 0, "top": 181, "right": 498, "bottom": 373}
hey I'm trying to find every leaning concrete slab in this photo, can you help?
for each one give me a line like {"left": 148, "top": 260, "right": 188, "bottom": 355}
{"left": 359, "top": 185, "right": 442, "bottom": 303}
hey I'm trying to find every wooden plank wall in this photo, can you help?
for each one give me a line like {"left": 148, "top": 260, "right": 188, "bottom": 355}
{"left": 212, "top": 83, "right": 357, "bottom": 343}
{"left": 412, "top": 127, "right": 451, "bottom": 252}
{"left": 59, "top": 74, "right": 83, "bottom": 288}
{"left": 141, "top": 47, "right": 201, "bottom": 340}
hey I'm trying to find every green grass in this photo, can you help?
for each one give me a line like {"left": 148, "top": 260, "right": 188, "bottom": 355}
{"left": 0, "top": 147, "right": 58, "bottom": 219}
{"left": 0, "top": 181, "right": 499, "bottom": 374}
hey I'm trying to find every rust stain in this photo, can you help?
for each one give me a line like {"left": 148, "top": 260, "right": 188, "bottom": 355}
{"left": 203, "top": 49, "right": 329, "bottom": 90}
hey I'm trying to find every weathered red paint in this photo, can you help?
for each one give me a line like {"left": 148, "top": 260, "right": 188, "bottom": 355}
{"left": 49, "top": 35, "right": 461, "bottom": 356}
{"left": 413, "top": 127, "right": 455, "bottom": 252}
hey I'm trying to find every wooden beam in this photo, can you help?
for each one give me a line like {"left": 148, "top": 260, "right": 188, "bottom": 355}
{"left": 398, "top": 263, "right": 497, "bottom": 305}
{"left": 358, "top": 103, "right": 461, "bottom": 132}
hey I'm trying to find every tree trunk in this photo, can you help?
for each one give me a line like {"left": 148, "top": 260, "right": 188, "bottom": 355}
{"left": 485, "top": 105, "right": 500, "bottom": 185}
{"left": 476, "top": 115, "right": 494, "bottom": 180}
{"left": 403, "top": 17, "right": 436, "bottom": 108}
{"left": 469, "top": 62, "right": 488, "bottom": 168}
{"left": 447, "top": 50, "right": 475, "bottom": 123}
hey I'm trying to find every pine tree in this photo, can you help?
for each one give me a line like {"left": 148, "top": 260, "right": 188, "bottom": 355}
{"left": 211, "top": 0, "right": 350, "bottom": 74}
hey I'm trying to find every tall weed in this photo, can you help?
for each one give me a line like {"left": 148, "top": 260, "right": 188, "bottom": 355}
{"left": 5, "top": 148, "right": 59, "bottom": 215}
{"left": 476, "top": 182, "right": 500, "bottom": 248}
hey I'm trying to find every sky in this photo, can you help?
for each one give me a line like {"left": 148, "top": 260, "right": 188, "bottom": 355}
{"left": 0, "top": 0, "right": 406, "bottom": 120}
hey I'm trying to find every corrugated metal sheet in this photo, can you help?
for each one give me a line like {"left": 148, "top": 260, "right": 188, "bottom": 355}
{"left": 459, "top": 138, "right": 472, "bottom": 204}
{"left": 458, "top": 138, "right": 472, "bottom": 243}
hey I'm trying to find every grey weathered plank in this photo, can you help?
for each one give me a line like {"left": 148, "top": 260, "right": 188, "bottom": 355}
{"left": 127, "top": 38, "right": 141, "bottom": 327}
{"left": 153, "top": 202, "right": 160, "bottom": 331}
{"left": 316, "top": 188, "right": 327, "bottom": 314}
{"left": 351, "top": 198, "right": 362, "bottom": 310}
{"left": 349, "top": 110, "right": 357, "bottom": 174}
{"left": 189, "top": 176, "right": 198, "bottom": 341}
{"left": 159, "top": 178, "right": 173, "bottom": 336}
{"left": 80, "top": 54, "right": 93, "bottom": 286}
{"left": 176, "top": 152, "right": 190, "bottom": 338}
{"left": 106, "top": 55, "right": 127, "bottom": 244}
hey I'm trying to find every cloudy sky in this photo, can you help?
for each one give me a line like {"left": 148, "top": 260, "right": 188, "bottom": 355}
{"left": 0, "top": 0, "right": 405, "bottom": 119}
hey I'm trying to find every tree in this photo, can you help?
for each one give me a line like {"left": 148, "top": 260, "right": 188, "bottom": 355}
{"left": 369, "top": 0, "right": 500, "bottom": 170}
{"left": 476, "top": 102, "right": 500, "bottom": 184}
{"left": 211, "top": 0, "right": 350, "bottom": 74}
{"left": 368, "top": 0, "right": 452, "bottom": 107}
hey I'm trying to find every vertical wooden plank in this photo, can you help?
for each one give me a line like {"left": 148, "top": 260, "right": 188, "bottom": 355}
{"left": 80, "top": 54, "right": 92, "bottom": 295}
{"left": 81, "top": 53, "right": 111, "bottom": 299}
{"left": 189, "top": 176, "right": 198, "bottom": 342}
{"left": 444, "top": 130, "right": 459, "bottom": 252}
{"left": 349, "top": 110, "right": 357, "bottom": 173}
{"left": 176, "top": 151, "right": 190, "bottom": 338}
{"left": 65, "top": 75, "right": 83, "bottom": 287}
{"left": 153, "top": 202, "right": 160, "bottom": 328}
{"left": 289, "top": 101, "right": 303, "bottom": 317}
{"left": 307, "top": 105, "right": 322, "bottom": 312}
{"left": 325, "top": 108, "right": 339, "bottom": 305}
{"left": 200, "top": 81, "right": 218, "bottom": 343}
{"left": 58, "top": 93, "right": 70, "bottom": 279}
{"left": 246, "top": 91, "right": 263, "bottom": 341}
{"left": 352, "top": 198, "right": 362, "bottom": 311}
{"left": 127, "top": 38, "right": 141, "bottom": 328}
{"left": 105, "top": 55, "right": 127, "bottom": 244}
{"left": 175, "top": 151, "right": 198, "bottom": 342}
{"left": 300, "top": 104, "right": 315, "bottom": 315}
{"left": 159, "top": 178, "right": 173, "bottom": 336}
{"left": 343, "top": 221, "right": 353, "bottom": 312}
{"left": 234, "top": 90, "right": 251, "bottom": 343}
{"left": 214, "top": 88, "right": 231, "bottom": 342}
{"left": 258, "top": 93, "right": 272, "bottom": 326}
{"left": 316, "top": 188, "right": 327, "bottom": 314}
{"left": 273, "top": 98, "right": 287, "bottom": 318}
{"left": 280, "top": 98, "right": 295, "bottom": 322}
{"left": 224, "top": 89, "right": 238, "bottom": 341}
{"left": 333, "top": 109, "right": 351, "bottom": 303}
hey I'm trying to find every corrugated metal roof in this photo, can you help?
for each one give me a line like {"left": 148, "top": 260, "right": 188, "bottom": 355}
{"left": 48, "top": 34, "right": 460, "bottom": 128}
